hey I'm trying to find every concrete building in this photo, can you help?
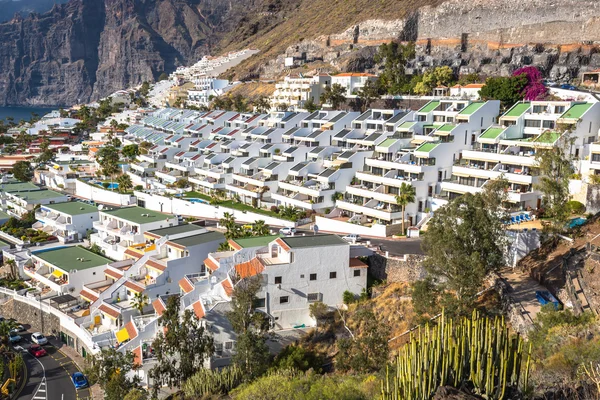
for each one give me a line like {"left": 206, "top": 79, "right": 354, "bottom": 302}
{"left": 270, "top": 74, "right": 331, "bottom": 111}
{"left": 331, "top": 73, "right": 378, "bottom": 96}
{"left": 34, "top": 202, "right": 99, "bottom": 243}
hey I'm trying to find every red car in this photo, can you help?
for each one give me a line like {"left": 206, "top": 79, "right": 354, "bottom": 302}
{"left": 28, "top": 344, "right": 47, "bottom": 358}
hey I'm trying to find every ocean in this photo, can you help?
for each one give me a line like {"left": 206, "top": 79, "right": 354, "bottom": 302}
{"left": 0, "top": 106, "right": 57, "bottom": 123}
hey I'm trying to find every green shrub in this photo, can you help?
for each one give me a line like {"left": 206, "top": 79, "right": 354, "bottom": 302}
{"left": 567, "top": 200, "right": 586, "bottom": 215}
{"left": 342, "top": 290, "right": 356, "bottom": 305}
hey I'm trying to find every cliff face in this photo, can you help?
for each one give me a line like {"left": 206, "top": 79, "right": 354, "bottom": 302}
{"left": 0, "top": 0, "right": 256, "bottom": 106}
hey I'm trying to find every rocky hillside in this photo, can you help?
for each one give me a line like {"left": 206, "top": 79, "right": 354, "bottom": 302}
{"left": 3, "top": 0, "right": 600, "bottom": 106}
{"left": 0, "top": 0, "right": 69, "bottom": 22}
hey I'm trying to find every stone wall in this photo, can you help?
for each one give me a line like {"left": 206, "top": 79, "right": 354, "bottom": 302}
{"left": 368, "top": 253, "right": 426, "bottom": 283}
{"left": 587, "top": 184, "right": 600, "bottom": 215}
{"left": 0, "top": 297, "right": 60, "bottom": 336}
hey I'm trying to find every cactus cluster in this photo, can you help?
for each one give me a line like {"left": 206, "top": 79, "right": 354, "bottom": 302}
{"left": 182, "top": 364, "right": 243, "bottom": 397}
{"left": 381, "top": 310, "right": 531, "bottom": 400}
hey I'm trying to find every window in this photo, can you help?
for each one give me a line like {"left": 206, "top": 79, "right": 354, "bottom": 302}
{"left": 329, "top": 271, "right": 337, "bottom": 279}
{"left": 215, "top": 343, "right": 223, "bottom": 355}
{"left": 542, "top": 120, "right": 555, "bottom": 129}
{"left": 254, "top": 298, "right": 266, "bottom": 308}
{"left": 300, "top": 274, "right": 304, "bottom": 279}
{"left": 225, "top": 341, "right": 234, "bottom": 350}
{"left": 309, "top": 273, "right": 317, "bottom": 281}
{"left": 307, "top": 293, "right": 322, "bottom": 303}
{"left": 353, "top": 269, "right": 361, "bottom": 277}
{"left": 524, "top": 119, "right": 541, "bottom": 128}
{"left": 280, "top": 296, "right": 289, "bottom": 304}
{"left": 274, "top": 276, "right": 282, "bottom": 284}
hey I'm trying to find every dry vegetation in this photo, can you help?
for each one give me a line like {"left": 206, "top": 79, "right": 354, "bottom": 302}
{"left": 215, "top": 0, "right": 444, "bottom": 80}
{"left": 226, "top": 82, "right": 276, "bottom": 100}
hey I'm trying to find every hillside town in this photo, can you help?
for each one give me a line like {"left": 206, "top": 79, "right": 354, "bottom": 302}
{"left": 2, "top": 43, "right": 600, "bottom": 400}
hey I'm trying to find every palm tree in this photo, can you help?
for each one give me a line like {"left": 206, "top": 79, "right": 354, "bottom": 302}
{"left": 132, "top": 292, "right": 149, "bottom": 315}
{"left": 220, "top": 212, "right": 240, "bottom": 240}
{"left": 252, "top": 220, "right": 270, "bottom": 236}
{"left": 117, "top": 174, "right": 133, "bottom": 193}
{"left": 0, "top": 320, "right": 17, "bottom": 344}
{"left": 395, "top": 182, "right": 417, "bottom": 234}
{"left": 257, "top": 186, "right": 270, "bottom": 208}
{"left": 218, "top": 242, "right": 231, "bottom": 252}
{"left": 254, "top": 96, "right": 271, "bottom": 114}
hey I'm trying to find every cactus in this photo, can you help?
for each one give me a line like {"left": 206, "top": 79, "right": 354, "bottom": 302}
{"left": 182, "top": 364, "right": 243, "bottom": 397}
{"left": 381, "top": 310, "right": 531, "bottom": 400}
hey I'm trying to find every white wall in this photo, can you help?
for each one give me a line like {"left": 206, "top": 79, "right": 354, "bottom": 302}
{"left": 314, "top": 215, "right": 389, "bottom": 237}
{"left": 75, "top": 180, "right": 136, "bottom": 206}
{"left": 136, "top": 192, "right": 296, "bottom": 227}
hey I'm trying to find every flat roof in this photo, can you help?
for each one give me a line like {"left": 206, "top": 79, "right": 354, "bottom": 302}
{"left": 0, "top": 211, "right": 9, "bottom": 221}
{"left": 378, "top": 138, "right": 397, "bottom": 148}
{"left": 1, "top": 182, "right": 41, "bottom": 193}
{"left": 397, "top": 121, "right": 416, "bottom": 130}
{"left": 0, "top": 239, "right": 9, "bottom": 247}
{"left": 457, "top": 102, "right": 485, "bottom": 115}
{"left": 170, "top": 231, "right": 224, "bottom": 248}
{"left": 415, "top": 142, "right": 439, "bottom": 153}
{"left": 45, "top": 202, "right": 99, "bottom": 216}
{"left": 503, "top": 102, "right": 530, "bottom": 118}
{"left": 231, "top": 235, "right": 281, "bottom": 249}
{"left": 102, "top": 206, "right": 173, "bottom": 224}
{"left": 534, "top": 131, "right": 562, "bottom": 144}
{"left": 14, "top": 190, "right": 66, "bottom": 202}
{"left": 147, "top": 224, "right": 205, "bottom": 237}
{"left": 33, "top": 246, "right": 112, "bottom": 272}
{"left": 280, "top": 234, "right": 347, "bottom": 249}
{"left": 560, "top": 103, "right": 592, "bottom": 120}
{"left": 480, "top": 127, "right": 505, "bottom": 140}
{"left": 418, "top": 101, "right": 440, "bottom": 113}
{"left": 436, "top": 124, "right": 456, "bottom": 132}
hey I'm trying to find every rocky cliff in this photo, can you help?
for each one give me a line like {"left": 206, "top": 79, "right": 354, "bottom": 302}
{"left": 0, "top": 0, "right": 265, "bottom": 106}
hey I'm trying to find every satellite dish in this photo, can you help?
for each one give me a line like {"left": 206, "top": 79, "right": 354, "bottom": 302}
{"left": 98, "top": 204, "right": 104, "bottom": 210}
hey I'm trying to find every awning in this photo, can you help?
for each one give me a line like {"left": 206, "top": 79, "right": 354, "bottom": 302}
{"left": 52, "top": 269, "right": 64, "bottom": 278}
{"left": 115, "top": 327, "right": 130, "bottom": 344}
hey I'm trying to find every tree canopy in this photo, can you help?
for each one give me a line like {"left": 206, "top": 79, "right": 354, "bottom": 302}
{"left": 479, "top": 74, "right": 528, "bottom": 109}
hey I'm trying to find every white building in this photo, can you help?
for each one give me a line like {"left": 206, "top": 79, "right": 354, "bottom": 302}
{"left": 331, "top": 73, "right": 378, "bottom": 96}
{"left": 34, "top": 201, "right": 99, "bottom": 243}
{"left": 270, "top": 74, "right": 331, "bottom": 111}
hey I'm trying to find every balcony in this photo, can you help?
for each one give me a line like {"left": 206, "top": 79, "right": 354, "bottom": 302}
{"left": 155, "top": 169, "right": 182, "bottom": 184}
{"left": 336, "top": 199, "right": 401, "bottom": 222}
{"left": 23, "top": 265, "right": 65, "bottom": 293}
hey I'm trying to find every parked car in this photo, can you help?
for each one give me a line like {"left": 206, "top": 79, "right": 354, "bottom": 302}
{"left": 8, "top": 332, "right": 21, "bottom": 344}
{"left": 342, "top": 234, "right": 361, "bottom": 243}
{"left": 28, "top": 344, "right": 47, "bottom": 358}
{"left": 10, "top": 324, "right": 24, "bottom": 333}
{"left": 31, "top": 332, "right": 48, "bottom": 345}
{"left": 70, "top": 304, "right": 82, "bottom": 313}
{"left": 560, "top": 83, "right": 577, "bottom": 90}
{"left": 279, "top": 227, "right": 297, "bottom": 236}
{"left": 71, "top": 372, "right": 89, "bottom": 390}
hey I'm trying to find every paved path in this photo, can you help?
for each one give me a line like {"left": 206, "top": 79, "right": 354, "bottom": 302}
{"left": 501, "top": 269, "right": 547, "bottom": 323}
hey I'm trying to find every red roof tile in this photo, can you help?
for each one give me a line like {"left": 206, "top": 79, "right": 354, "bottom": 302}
{"left": 152, "top": 298, "right": 166, "bottom": 316}
{"left": 124, "top": 280, "right": 145, "bottom": 293}
{"left": 192, "top": 301, "right": 205, "bottom": 319}
{"left": 124, "top": 249, "right": 142, "bottom": 260}
{"left": 235, "top": 258, "right": 264, "bottom": 279}
{"left": 179, "top": 277, "right": 194, "bottom": 294}
{"left": 80, "top": 288, "right": 99, "bottom": 302}
{"left": 349, "top": 258, "right": 368, "bottom": 268}
{"left": 204, "top": 257, "right": 219, "bottom": 272}
{"left": 132, "top": 346, "right": 142, "bottom": 366}
{"left": 146, "top": 259, "right": 166, "bottom": 272}
{"left": 104, "top": 268, "right": 123, "bottom": 280}
{"left": 99, "top": 303, "right": 120, "bottom": 319}
{"left": 275, "top": 238, "right": 291, "bottom": 252}
{"left": 221, "top": 279, "right": 233, "bottom": 297}
{"left": 124, "top": 321, "right": 138, "bottom": 340}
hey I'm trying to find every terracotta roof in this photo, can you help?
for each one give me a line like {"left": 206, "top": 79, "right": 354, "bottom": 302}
{"left": 99, "top": 303, "right": 121, "bottom": 319}
{"left": 234, "top": 258, "right": 265, "bottom": 279}
{"left": 132, "top": 346, "right": 142, "bottom": 366}
{"left": 275, "top": 238, "right": 291, "bottom": 252}
{"left": 124, "top": 280, "right": 145, "bottom": 293}
{"left": 228, "top": 239, "right": 241, "bottom": 251}
{"left": 124, "top": 248, "right": 142, "bottom": 260}
{"left": 104, "top": 268, "right": 123, "bottom": 280}
{"left": 204, "top": 257, "right": 219, "bottom": 272}
{"left": 124, "top": 321, "right": 138, "bottom": 340}
{"left": 166, "top": 241, "right": 186, "bottom": 250}
{"left": 192, "top": 301, "right": 205, "bottom": 319}
{"left": 146, "top": 259, "right": 166, "bottom": 272}
{"left": 144, "top": 232, "right": 160, "bottom": 239}
{"left": 349, "top": 258, "right": 369, "bottom": 269}
{"left": 221, "top": 279, "right": 233, "bottom": 297}
{"left": 152, "top": 298, "right": 166, "bottom": 316}
{"left": 463, "top": 83, "right": 485, "bottom": 88}
{"left": 179, "top": 277, "right": 194, "bottom": 294}
{"left": 334, "top": 72, "right": 377, "bottom": 77}
{"left": 79, "top": 288, "right": 99, "bottom": 302}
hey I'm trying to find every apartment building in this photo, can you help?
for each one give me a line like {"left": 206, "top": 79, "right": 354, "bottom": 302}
{"left": 337, "top": 100, "right": 500, "bottom": 227}
{"left": 34, "top": 201, "right": 99, "bottom": 243}
{"left": 331, "top": 73, "right": 378, "bottom": 96}
{"left": 4, "top": 188, "right": 68, "bottom": 218}
{"left": 441, "top": 101, "right": 600, "bottom": 211}
{"left": 186, "top": 78, "right": 229, "bottom": 107}
{"left": 91, "top": 206, "right": 179, "bottom": 260}
{"left": 270, "top": 74, "right": 331, "bottom": 111}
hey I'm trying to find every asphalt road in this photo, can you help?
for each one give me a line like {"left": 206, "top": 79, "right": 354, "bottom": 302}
{"left": 16, "top": 332, "right": 91, "bottom": 400}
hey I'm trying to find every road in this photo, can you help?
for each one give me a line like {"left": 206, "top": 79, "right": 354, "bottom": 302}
{"left": 16, "top": 332, "right": 91, "bottom": 400}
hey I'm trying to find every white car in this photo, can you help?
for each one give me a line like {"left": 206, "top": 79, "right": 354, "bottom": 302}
{"left": 279, "top": 227, "right": 297, "bottom": 236}
{"left": 31, "top": 332, "right": 48, "bottom": 345}
{"left": 342, "top": 234, "right": 361, "bottom": 243}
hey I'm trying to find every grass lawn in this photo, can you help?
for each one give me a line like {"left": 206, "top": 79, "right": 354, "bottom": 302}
{"left": 182, "top": 191, "right": 212, "bottom": 201}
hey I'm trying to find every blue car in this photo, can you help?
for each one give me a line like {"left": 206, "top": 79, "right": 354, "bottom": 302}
{"left": 560, "top": 84, "right": 577, "bottom": 90}
{"left": 71, "top": 372, "right": 88, "bottom": 389}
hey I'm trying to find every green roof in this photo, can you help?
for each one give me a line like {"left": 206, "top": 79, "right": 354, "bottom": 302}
{"left": 535, "top": 131, "right": 562, "bottom": 144}
{"left": 14, "top": 190, "right": 66, "bottom": 202}
{"left": 560, "top": 103, "right": 592, "bottom": 120}
{"left": 415, "top": 142, "right": 439, "bottom": 153}
{"left": 480, "top": 127, "right": 506, "bottom": 140}
{"left": 417, "top": 101, "right": 440, "bottom": 113}
{"left": 170, "top": 231, "right": 224, "bottom": 248}
{"left": 1, "top": 182, "right": 41, "bottom": 193}
{"left": 436, "top": 124, "right": 456, "bottom": 132}
{"left": 458, "top": 102, "right": 485, "bottom": 115}
{"left": 397, "top": 121, "right": 416, "bottom": 130}
{"left": 231, "top": 235, "right": 281, "bottom": 249}
{"left": 0, "top": 211, "right": 9, "bottom": 221}
{"left": 148, "top": 224, "right": 206, "bottom": 237}
{"left": 378, "top": 138, "right": 397, "bottom": 148}
{"left": 280, "top": 234, "right": 347, "bottom": 249}
{"left": 33, "top": 246, "right": 112, "bottom": 272}
{"left": 0, "top": 240, "right": 9, "bottom": 248}
{"left": 102, "top": 206, "right": 173, "bottom": 224}
{"left": 503, "top": 102, "right": 530, "bottom": 118}
{"left": 45, "top": 202, "right": 99, "bottom": 216}
{"left": 55, "top": 160, "right": 93, "bottom": 165}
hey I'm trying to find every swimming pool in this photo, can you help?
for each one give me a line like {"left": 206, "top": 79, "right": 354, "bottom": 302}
{"left": 187, "top": 198, "right": 209, "bottom": 204}
{"left": 91, "top": 181, "right": 119, "bottom": 190}
{"left": 568, "top": 217, "right": 587, "bottom": 229}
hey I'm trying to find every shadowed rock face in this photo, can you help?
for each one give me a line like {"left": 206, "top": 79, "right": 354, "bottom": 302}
{"left": 0, "top": 0, "right": 253, "bottom": 106}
